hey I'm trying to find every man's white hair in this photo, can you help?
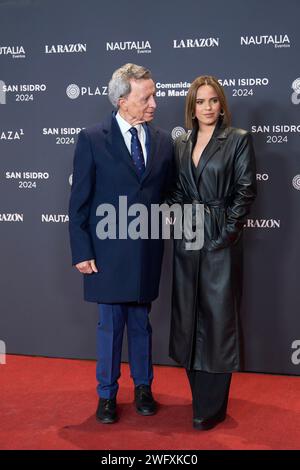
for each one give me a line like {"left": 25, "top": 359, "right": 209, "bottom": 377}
{"left": 108, "top": 63, "right": 152, "bottom": 108}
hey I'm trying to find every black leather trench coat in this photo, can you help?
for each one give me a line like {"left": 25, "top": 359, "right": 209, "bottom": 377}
{"left": 167, "top": 121, "right": 257, "bottom": 372}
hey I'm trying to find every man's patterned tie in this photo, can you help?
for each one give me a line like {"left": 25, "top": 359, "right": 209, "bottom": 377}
{"left": 129, "top": 127, "right": 146, "bottom": 177}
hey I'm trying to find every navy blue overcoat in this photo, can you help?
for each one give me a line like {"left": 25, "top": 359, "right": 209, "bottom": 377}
{"left": 69, "top": 113, "right": 174, "bottom": 303}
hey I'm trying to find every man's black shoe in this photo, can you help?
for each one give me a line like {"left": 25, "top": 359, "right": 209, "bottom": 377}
{"left": 134, "top": 385, "right": 157, "bottom": 416}
{"left": 193, "top": 410, "right": 226, "bottom": 431}
{"left": 96, "top": 398, "right": 117, "bottom": 424}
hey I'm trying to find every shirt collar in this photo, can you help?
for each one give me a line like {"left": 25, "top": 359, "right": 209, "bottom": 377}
{"left": 115, "top": 111, "right": 143, "bottom": 137}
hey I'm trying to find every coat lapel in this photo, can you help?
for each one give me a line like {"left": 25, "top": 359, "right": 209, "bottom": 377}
{"left": 141, "top": 123, "right": 157, "bottom": 183}
{"left": 103, "top": 113, "right": 140, "bottom": 180}
{"left": 103, "top": 114, "right": 157, "bottom": 182}
{"left": 180, "top": 128, "right": 200, "bottom": 200}
{"left": 196, "top": 121, "right": 228, "bottom": 181}
{"left": 180, "top": 121, "right": 230, "bottom": 199}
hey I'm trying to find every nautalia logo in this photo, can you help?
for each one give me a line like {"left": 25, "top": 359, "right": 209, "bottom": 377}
{"left": 106, "top": 41, "right": 151, "bottom": 54}
{"left": 241, "top": 34, "right": 290, "bottom": 48}
{"left": 0, "top": 46, "right": 26, "bottom": 58}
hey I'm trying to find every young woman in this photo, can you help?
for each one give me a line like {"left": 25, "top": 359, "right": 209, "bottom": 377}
{"left": 168, "top": 76, "right": 257, "bottom": 430}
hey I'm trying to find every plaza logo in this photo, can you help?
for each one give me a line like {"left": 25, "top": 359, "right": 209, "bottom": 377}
{"left": 241, "top": 34, "right": 290, "bottom": 48}
{"left": 0, "top": 213, "right": 24, "bottom": 222}
{"left": 291, "top": 78, "right": 300, "bottom": 105}
{"left": 245, "top": 219, "right": 280, "bottom": 228}
{"left": 41, "top": 214, "right": 69, "bottom": 223}
{"left": 66, "top": 83, "right": 108, "bottom": 99}
{"left": 45, "top": 43, "right": 87, "bottom": 54}
{"left": 171, "top": 127, "right": 185, "bottom": 140}
{"left": 0, "top": 45, "right": 26, "bottom": 58}
{"left": 292, "top": 175, "right": 300, "bottom": 190}
{"left": 173, "top": 37, "right": 219, "bottom": 48}
{"left": 0, "top": 129, "right": 24, "bottom": 141}
{"left": 106, "top": 41, "right": 151, "bottom": 54}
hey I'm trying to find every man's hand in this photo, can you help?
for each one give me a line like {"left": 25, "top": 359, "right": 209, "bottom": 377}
{"left": 75, "top": 259, "right": 98, "bottom": 274}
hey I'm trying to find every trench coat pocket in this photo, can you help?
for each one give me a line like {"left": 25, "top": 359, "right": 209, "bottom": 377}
{"left": 208, "top": 225, "right": 242, "bottom": 251}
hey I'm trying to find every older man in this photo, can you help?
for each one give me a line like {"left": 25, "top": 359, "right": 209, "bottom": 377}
{"left": 69, "top": 64, "right": 173, "bottom": 423}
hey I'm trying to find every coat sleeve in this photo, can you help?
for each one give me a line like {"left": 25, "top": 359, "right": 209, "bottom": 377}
{"left": 213, "top": 131, "right": 257, "bottom": 249}
{"left": 68, "top": 130, "right": 96, "bottom": 265}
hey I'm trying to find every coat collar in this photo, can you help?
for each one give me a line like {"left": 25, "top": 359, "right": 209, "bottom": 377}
{"left": 180, "top": 119, "right": 230, "bottom": 198}
{"left": 181, "top": 118, "right": 229, "bottom": 143}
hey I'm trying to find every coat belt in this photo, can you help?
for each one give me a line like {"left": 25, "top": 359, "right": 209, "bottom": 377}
{"left": 183, "top": 196, "right": 232, "bottom": 240}
{"left": 184, "top": 195, "right": 232, "bottom": 209}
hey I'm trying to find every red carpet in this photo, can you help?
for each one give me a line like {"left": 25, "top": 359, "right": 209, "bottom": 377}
{"left": 0, "top": 355, "right": 300, "bottom": 450}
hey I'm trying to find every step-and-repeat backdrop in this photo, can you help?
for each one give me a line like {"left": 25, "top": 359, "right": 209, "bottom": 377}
{"left": 1, "top": 0, "right": 299, "bottom": 374}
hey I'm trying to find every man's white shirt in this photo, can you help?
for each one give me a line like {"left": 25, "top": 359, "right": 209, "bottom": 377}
{"left": 115, "top": 112, "right": 147, "bottom": 164}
